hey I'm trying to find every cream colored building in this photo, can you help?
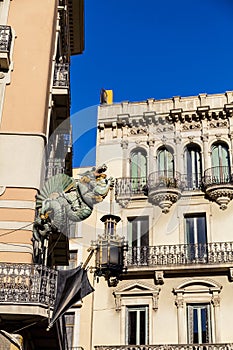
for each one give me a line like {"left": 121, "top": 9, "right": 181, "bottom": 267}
{"left": 74, "top": 91, "right": 233, "bottom": 350}
{"left": 0, "top": 0, "right": 84, "bottom": 349}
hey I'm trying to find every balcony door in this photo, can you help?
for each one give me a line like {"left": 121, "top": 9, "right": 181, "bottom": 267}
{"left": 128, "top": 216, "right": 149, "bottom": 265}
{"left": 187, "top": 304, "right": 212, "bottom": 344}
{"left": 127, "top": 306, "right": 148, "bottom": 345}
{"left": 157, "top": 146, "right": 174, "bottom": 177}
{"left": 184, "top": 144, "right": 202, "bottom": 189}
{"left": 211, "top": 142, "right": 230, "bottom": 183}
{"left": 131, "top": 148, "right": 147, "bottom": 192}
{"left": 184, "top": 214, "right": 207, "bottom": 263}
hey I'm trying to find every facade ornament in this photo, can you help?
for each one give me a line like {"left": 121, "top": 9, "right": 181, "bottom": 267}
{"left": 229, "top": 268, "right": 233, "bottom": 282}
{"left": 147, "top": 139, "right": 155, "bottom": 147}
{"left": 161, "top": 135, "right": 167, "bottom": 144}
{"left": 201, "top": 134, "right": 209, "bottom": 142}
{"left": 229, "top": 132, "right": 233, "bottom": 140}
{"left": 175, "top": 296, "right": 184, "bottom": 308}
{"left": 204, "top": 187, "right": 233, "bottom": 210}
{"left": 120, "top": 140, "right": 128, "bottom": 150}
{"left": 188, "top": 136, "right": 194, "bottom": 143}
{"left": 113, "top": 281, "right": 161, "bottom": 312}
{"left": 154, "top": 271, "right": 164, "bottom": 285}
{"left": 215, "top": 133, "right": 222, "bottom": 140}
{"left": 33, "top": 165, "right": 114, "bottom": 262}
{"left": 148, "top": 190, "right": 181, "bottom": 214}
{"left": 117, "top": 198, "right": 130, "bottom": 208}
{"left": 211, "top": 294, "right": 221, "bottom": 308}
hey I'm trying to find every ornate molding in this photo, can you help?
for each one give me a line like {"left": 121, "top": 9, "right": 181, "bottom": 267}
{"left": 205, "top": 186, "right": 233, "bottom": 210}
{"left": 148, "top": 189, "right": 181, "bottom": 213}
{"left": 120, "top": 140, "right": 128, "bottom": 150}
{"left": 113, "top": 281, "right": 161, "bottom": 312}
{"left": 154, "top": 271, "right": 164, "bottom": 285}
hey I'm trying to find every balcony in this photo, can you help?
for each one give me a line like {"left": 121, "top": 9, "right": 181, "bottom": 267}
{"left": 115, "top": 177, "right": 147, "bottom": 207}
{"left": 125, "top": 242, "right": 233, "bottom": 279}
{"left": 203, "top": 166, "right": 233, "bottom": 210}
{"left": 0, "top": 25, "right": 12, "bottom": 70}
{"left": 146, "top": 171, "right": 182, "bottom": 213}
{"left": 52, "top": 63, "right": 70, "bottom": 119}
{"left": 0, "top": 263, "right": 57, "bottom": 318}
{"left": 181, "top": 173, "right": 202, "bottom": 191}
{"left": 95, "top": 344, "right": 233, "bottom": 350}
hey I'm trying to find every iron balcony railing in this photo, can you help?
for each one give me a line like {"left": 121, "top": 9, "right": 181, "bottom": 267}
{"left": 95, "top": 344, "right": 233, "bottom": 350}
{"left": 0, "top": 263, "right": 57, "bottom": 305}
{"left": 53, "top": 63, "right": 69, "bottom": 87}
{"left": 147, "top": 171, "right": 182, "bottom": 190}
{"left": 181, "top": 173, "right": 202, "bottom": 190}
{"left": 115, "top": 177, "right": 147, "bottom": 197}
{"left": 0, "top": 25, "right": 12, "bottom": 54}
{"left": 126, "top": 242, "right": 233, "bottom": 267}
{"left": 203, "top": 166, "right": 233, "bottom": 188}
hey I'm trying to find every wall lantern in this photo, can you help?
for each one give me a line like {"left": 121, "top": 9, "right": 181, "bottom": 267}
{"left": 92, "top": 214, "right": 128, "bottom": 287}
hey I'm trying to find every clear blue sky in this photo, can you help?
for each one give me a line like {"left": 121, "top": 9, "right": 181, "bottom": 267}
{"left": 71, "top": 0, "right": 233, "bottom": 167}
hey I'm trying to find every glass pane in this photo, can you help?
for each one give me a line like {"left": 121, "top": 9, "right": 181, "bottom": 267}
{"left": 141, "top": 218, "right": 149, "bottom": 246}
{"left": 131, "top": 150, "right": 147, "bottom": 178}
{"left": 185, "top": 217, "right": 195, "bottom": 244}
{"left": 128, "top": 311, "right": 137, "bottom": 345}
{"left": 193, "top": 308, "right": 199, "bottom": 343}
{"left": 140, "top": 309, "right": 146, "bottom": 344}
{"left": 197, "top": 216, "right": 207, "bottom": 245}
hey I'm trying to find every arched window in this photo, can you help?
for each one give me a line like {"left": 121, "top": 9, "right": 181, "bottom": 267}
{"left": 211, "top": 142, "right": 230, "bottom": 182}
{"left": 184, "top": 144, "right": 202, "bottom": 189}
{"left": 130, "top": 148, "right": 147, "bottom": 179}
{"left": 157, "top": 146, "right": 174, "bottom": 176}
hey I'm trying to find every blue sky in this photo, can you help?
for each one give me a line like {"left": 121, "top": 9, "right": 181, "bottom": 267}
{"left": 71, "top": 0, "right": 233, "bottom": 167}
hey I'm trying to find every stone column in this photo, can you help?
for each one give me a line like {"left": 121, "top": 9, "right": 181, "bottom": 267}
{"left": 175, "top": 295, "right": 186, "bottom": 344}
{"left": 174, "top": 134, "right": 182, "bottom": 174}
{"left": 211, "top": 293, "right": 221, "bottom": 343}
{"left": 147, "top": 139, "right": 155, "bottom": 176}
{"left": 202, "top": 133, "right": 210, "bottom": 171}
{"left": 120, "top": 140, "right": 128, "bottom": 178}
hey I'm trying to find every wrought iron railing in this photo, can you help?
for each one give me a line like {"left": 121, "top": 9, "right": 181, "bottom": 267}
{"left": 0, "top": 263, "right": 57, "bottom": 305}
{"left": 0, "top": 25, "right": 12, "bottom": 55}
{"left": 203, "top": 166, "right": 233, "bottom": 188}
{"left": 95, "top": 344, "right": 233, "bottom": 350}
{"left": 148, "top": 171, "right": 182, "bottom": 190}
{"left": 181, "top": 173, "right": 202, "bottom": 190}
{"left": 53, "top": 63, "right": 69, "bottom": 87}
{"left": 115, "top": 177, "right": 147, "bottom": 197}
{"left": 126, "top": 242, "right": 233, "bottom": 267}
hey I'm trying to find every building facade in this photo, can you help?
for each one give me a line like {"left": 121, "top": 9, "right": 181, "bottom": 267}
{"left": 75, "top": 91, "right": 233, "bottom": 350}
{"left": 0, "top": 1, "right": 84, "bottom": 349}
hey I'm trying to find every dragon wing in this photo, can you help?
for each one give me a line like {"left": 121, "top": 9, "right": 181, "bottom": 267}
{"left": 36, "top": 174, "right": 76, "bottom": 209}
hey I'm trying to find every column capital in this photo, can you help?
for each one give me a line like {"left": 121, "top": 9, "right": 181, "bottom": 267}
{"left": 120, "top": 139, "right": 128, "bottom": 150}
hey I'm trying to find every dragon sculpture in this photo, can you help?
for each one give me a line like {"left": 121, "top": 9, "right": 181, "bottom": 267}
{"left": 33, "top": 164, "right": 114, "bottom": 248}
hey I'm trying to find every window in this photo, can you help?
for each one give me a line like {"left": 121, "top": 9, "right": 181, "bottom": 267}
{"left": 127, "top": 306, "right": 148, "bottom": 345}
{"left": 131, "top": 148, "right": 147, "bottom": 179}
{"left": 157, "top": 146, "right": 174, "bottom": 176}
{"left": 211, "top": 142, "right": 230, "bottom": 182}
{"left": 64, "top": 312, "right": 75, "bottom": 348}
{"left": 128, "top": 216, "right": 149, "bottom": 265}
{"left": 184, "top": 144, "right": 202, "bottom": 189}
{"left": 187, "top": 304, "right": 212, "bottom": 343}
{"left": 184, "top": 214, "right": 207, "bottom": 262}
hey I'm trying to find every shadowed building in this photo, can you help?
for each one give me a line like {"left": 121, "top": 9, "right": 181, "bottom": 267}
{"left": 0, "top": 0, "right": 84, "bottom": 349}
